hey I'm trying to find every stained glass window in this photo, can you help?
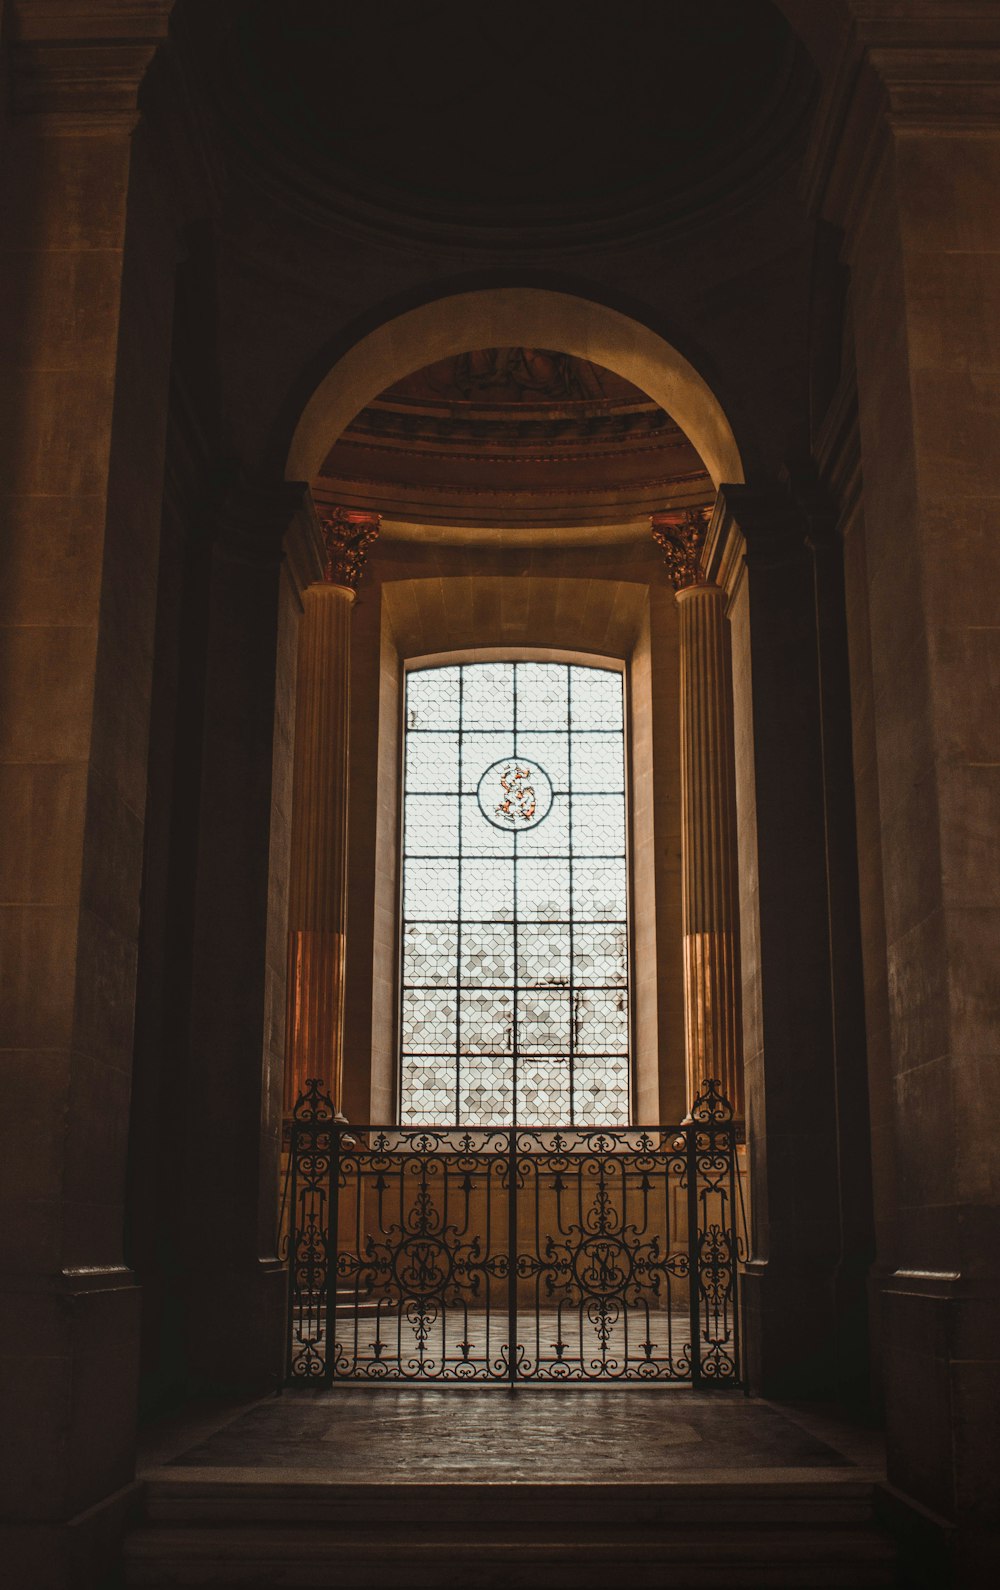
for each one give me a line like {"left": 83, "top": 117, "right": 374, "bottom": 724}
{"left": 399, "top": 662, "right": 630, "bottom": 1126}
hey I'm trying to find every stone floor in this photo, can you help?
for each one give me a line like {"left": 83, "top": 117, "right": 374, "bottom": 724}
{"left": 141, "top": 1387, "right": 885, "bottom": 1486}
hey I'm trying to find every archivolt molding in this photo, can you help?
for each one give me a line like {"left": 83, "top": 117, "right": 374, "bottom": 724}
{"left": 286, "top": 289, "right": 745, "bottom": 493}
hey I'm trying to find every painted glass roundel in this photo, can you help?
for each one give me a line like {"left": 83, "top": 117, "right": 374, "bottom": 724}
{"left": 476, "top": 757, "right": 553, "bottom": 832}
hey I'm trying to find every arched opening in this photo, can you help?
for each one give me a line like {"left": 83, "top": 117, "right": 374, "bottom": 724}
{"left": 278, "top": 299, "right": 748, "bottom": 1384}
{"left": 280, "top": 296, "right": 748, "bottom": 1138}
{"left": 286, "top": 288, "right": 746, "bottom": 490}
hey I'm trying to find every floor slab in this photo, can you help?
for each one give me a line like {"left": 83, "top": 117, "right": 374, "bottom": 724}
{"left": 140, "top": 1389, "right": 885, "bottom": 1486}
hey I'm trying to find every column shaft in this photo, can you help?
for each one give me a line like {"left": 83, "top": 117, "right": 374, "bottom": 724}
{"left": 677, "top": 583, "right": 743, "bottom": 1115}
{"left": 285, "top": 583, "right": 356, "bottom": 1112}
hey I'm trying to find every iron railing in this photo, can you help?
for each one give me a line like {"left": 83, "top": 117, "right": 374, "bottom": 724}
{"left": 284, "top": 1078, "right": 741, "bottom": 1385}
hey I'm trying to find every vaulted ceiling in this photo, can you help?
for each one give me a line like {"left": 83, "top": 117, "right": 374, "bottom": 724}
{"left": 199, "top": 0, "right": 815, "bottom": 241}
{"left": 316, "top": 349, "right": 713, "bottom": 535}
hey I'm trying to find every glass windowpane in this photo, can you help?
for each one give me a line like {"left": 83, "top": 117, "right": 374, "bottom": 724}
{"left": 400, "top": 662, "right": 630, "bottom": 1125}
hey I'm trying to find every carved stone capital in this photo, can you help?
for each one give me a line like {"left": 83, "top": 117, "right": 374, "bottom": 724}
{"left": 650, "top": 508, "right": 711, "bottom": 592}
{"left": 319, "top": 507, "right": 381, "bottom": 590}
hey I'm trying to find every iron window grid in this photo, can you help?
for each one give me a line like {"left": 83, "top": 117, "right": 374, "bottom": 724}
{"left": 399, "top": 662, "right": 630, "bottom": 1128}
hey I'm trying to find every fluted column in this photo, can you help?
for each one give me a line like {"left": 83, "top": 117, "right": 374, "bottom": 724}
{"left": 652, "top": 511, "right": 743, "bottom": 1117}
{"left": 284, "top": 508, "right": 380, "bottom": 1114}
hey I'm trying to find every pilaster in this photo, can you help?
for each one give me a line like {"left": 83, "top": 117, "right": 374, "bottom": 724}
{"left": 800, "top": 8, "right": 1000, "bottom": 1534}
{"left": 0, "top": 10, "right": 173, "bottom": 1586}
{"left": 180, "top": 479, "right": 317, "bottom": 1392}
{"left": 708, "top": 483, "right": 872, "bottom": 1402}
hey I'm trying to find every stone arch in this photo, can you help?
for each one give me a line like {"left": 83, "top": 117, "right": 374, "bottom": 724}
{"left": 285, "top": 287, "right": 745, "bottom": 490}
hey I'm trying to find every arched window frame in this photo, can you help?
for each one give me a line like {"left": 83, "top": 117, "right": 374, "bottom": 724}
{"left": 343, "top": 574, "right": 686, "bottom": 1131}
{"left": 397, "top": 658, "right": 632, "bottom": 1127}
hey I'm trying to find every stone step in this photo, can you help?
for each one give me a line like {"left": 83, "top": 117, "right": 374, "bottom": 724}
{"left": 125, "top": 1478, "right": 898, "bottom": 1588}
{"left": 143, "top": 1476, "right": 880, "bottom": 1528}
{"left": 125, "top": 1526, "right": 897, "bottom": 1589}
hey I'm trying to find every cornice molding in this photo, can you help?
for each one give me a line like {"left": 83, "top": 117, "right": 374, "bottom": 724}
{"left": 703, "top": 483, "right": 809, "bottom": 606}
{"left": 802, "top": 7, "right": 1000, "bottom": 233}
{"left": 4, "top": 0, "right": 174, "bottom": 39}
{"left": 321, "top": 471, "right": 711, "bottom": 502}
{"left": 4, "top": 0, "right": 172, "bottom": 121}
{"left": 216, "top": 478, "right": 315, "bottom": 571}
{"left": 814, "top": 371, "right": 863, "bottom": 530}
{"left": 282, "top": 485, "right": 326, "bottom": 605}
{"left": 703, "top": 491, "right": 745, "bottom": 609}
{"left": 137, "top": 18, "right": 227, "bottom": 223}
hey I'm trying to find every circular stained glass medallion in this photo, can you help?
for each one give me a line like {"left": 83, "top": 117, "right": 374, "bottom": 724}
{"left": 477, "top": 757, "right": 553, "bottom": 832}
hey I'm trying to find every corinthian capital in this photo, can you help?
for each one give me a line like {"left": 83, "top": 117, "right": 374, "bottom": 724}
{"left": 319, "top": 507, "right": 381, "bottom": 590}
{"left": 650, "top": 508, "right": 711, "bottom": 592}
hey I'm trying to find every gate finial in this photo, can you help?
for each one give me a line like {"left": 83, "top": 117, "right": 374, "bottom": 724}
{"left": 293, "top": 1077, "right": 336, "bottom": 1122}
{"left": 690, "top": 1077, "right": 735, "bottom": 1122}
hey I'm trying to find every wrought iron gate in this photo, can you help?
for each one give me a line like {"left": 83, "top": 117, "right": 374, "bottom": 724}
{"left": 284, "top": 1079, "right": 741, "bottom": 1385}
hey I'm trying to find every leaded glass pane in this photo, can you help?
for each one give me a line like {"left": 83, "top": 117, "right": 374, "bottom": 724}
{"left": 459, "top": 926, "right": 514, "bottom": 987}
{"left": 460, "top": 731, "right": 514, "bottom": 791}
{"left": 568, "top": 666, "right": 624, "bottom": 729}
{"left": 576, "top": 732, "right": 626, "bottom": 793}
{"left": 572, "top": 794, "right": 627, "bottom": 856}
{"left": 406, "top": 665, "right": 461, "bottom": 730}
{"left": 462, "top": 858, "right": 514, "bottom": 920}
{"left": 521, "top": 731, "right": 569, "bottom": 790}
{"left": 402, "top": 923, "right": 458, "bottom": 986}
{"left": 460, "top": 794, "right": 510, "bottom": 857}
{"left": 517, "top": 859, "right": 570, "bottom": 921}
{"left": 460, "top": 989, "right": 513, "bottom": 1054}
{"left": 403, "top": 794, "right": 457, "bottom": 856}
{"left": 405, "top": 731, "right": 459, "bottom": 792}
{"left": 574, "top": 988, "right": 630, "bottom": 1053}
{"left": 516, "top": 1059, "right": 572, "bottom": 1122}
{"left": 460, "top": 663, "right": 514, "bottom": 730}
{"left": 515, "top": 796, "right": 569, "bottom": 857}
{"left": 403, "top": 857, "right": 459, "bottom": 920}
{"left": 572, "top": 924, "right": 628, "bottom": 986}
{"left": 572, "top": 858, "right": 627, "bottom": 919}
{"left": 514, "top": 663, "right": 568, "bottom": 726}
{"left": 516, "top": 924, "right": 571, "bottom": 987}
{"left": 401, "top": 989, "right": 456, "bottom": 1053}
{"left": 399, "top": 662, "right": 630, "bottom": 1126}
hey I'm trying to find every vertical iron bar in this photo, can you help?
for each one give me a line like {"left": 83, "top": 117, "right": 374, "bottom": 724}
{"left": 326, "top": 1120, "right": 341, "bottom": 1383}
{"left": 455, "top": 669, "right": 464, "bottom": 1121}
{"left": 508, "top": 1126, "right": 518, "bottom": 1386}
{"left": 687, "top": 1117, "right": 702, "bottom": 1387}
{"left": 567, "top": 665, "right": 575, "bottom": 1124}
{"left": 285, "top": 1121, "right": 298, "bottom": 1380}
{"left": 729, "top": 1123, "right": 742, "bottom": 1385}
{"left": 512, "top": 664, "right": 519, "bottom": 1126}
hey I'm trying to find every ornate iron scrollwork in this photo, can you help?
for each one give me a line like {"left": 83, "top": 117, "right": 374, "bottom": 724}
{"left": 686, "top": 1077, "right": 740, "bottom": 1384}
{"left": 690, "top": 1075, "right": 735, "bottom": 1123}
{"left": 283, "top": 1080, "right": 741, "bottom": 1385}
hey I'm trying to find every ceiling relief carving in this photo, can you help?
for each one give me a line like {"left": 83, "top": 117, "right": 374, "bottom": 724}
{"left": 419, "top": 349, "right": 614, "bottom": 406}
{"left": 317, "top": 350, "right": 713, "bottom": 538}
